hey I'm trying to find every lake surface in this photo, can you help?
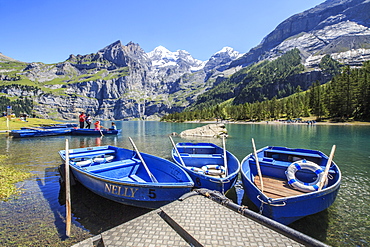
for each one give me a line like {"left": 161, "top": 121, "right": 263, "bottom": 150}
{"left": 0, "top": 121, "right": 369, "bottom": 246}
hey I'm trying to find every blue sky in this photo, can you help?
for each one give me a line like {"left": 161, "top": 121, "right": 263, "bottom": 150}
{"left": 1, "top": 0, "right": 324, "bottom": 64}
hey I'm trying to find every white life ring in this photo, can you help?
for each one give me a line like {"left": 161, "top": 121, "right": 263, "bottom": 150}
{"left": 285, "top": 160, "right": 326, "bottom": 192}
{"left": 201, "top": 165, "right": 226, "bottom": 176}
{"left": 93, "top": 155, "right": 114, "bottom": 163}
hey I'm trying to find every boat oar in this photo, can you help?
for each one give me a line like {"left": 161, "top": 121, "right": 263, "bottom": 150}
{"left": 65, "top": 139, "right": 71, "bottom": 237}
{"left": 252, "top": 138, "right": 264, "bottom": 192}
{"left": 128, "top": 137, "right": 158, "bottom": 183}
{"left": 222, "top": 136, "right": 228, "bottom": 177}
{"left": 99, "top": 125, "right": 106, "bottom": 136}
{"left": 169, "top": 136, "right": 186, "bottom": 167}
{"left": 318, "top": 145, "right": 336, "bottom": 190}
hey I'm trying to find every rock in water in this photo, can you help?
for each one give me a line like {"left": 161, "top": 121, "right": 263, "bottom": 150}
{"left": 179, "top": 124, "right": 228, "bottom": 138}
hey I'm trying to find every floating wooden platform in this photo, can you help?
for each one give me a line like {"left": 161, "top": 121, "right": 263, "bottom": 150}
{"left": 72, "top": 191, "right": 328, "bottom": 247}
{"left": 254, "top": 175, "right": 306, "bottom": 199}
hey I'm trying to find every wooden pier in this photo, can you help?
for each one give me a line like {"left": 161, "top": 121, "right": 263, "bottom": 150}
{"left": 72, "top": 190, "right": 328, "bottom": 247}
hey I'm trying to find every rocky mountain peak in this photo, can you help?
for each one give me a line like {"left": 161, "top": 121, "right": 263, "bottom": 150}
{"left": 230, "top": 0, "right": 370, "bottom": 69}
{"left": 148, "top": 46, "right": 205, "bottom": 71}
{"left": 204, "top": 47, "right": 241, "bottom": 73}
{"left": 96, "top": 40, "right": 127, "bottom": 67}
{"left": 214, "top": 47, "right": 241, "bottom": 58}
{"left": 148, "top": 46, "right": 173, "bottom": 59}
{"left": 4, "top": 0, "right": 370, "bottom": 121}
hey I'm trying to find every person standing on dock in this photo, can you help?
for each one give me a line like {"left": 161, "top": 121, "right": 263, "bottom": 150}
{"left": 79, "top": 112, "right": 86, "bottom": 129}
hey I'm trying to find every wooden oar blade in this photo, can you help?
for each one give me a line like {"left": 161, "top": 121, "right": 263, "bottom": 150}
{"left": 252, "top": 138, "right": 264, "bottom": 192}
{"left": 318, "top": 145, "right": 336, "bottom": 190}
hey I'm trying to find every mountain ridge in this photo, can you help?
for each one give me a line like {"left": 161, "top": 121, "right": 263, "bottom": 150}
{"left": 230, "top": 0, "right": 370, "bottom": 69}
{"left": 1, "top": 0, "right": 370, "bottom": 120}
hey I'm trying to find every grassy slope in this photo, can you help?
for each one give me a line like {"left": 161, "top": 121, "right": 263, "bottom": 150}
{"left": 0, "top": 117, "right": 63, "bottom": 131}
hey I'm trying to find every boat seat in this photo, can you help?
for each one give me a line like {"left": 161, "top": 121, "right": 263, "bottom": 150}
{"left": 181, "top": 153, "right": 222, "bottom": 158}
{"left": 251, "top": 159, "right": 336, "bottom": 174}
{"left": 252, "top": 159, "right": 289, "bottom": 167}
{"left": 264, "top": 150, "right": 322, "bottom": 159}
{"left": 262, "top": 157, "right": 274, "bottom": 162}
{"left": 178, "top": 145, "right": 216, "bottom": 149}
{"left": 118, "top": 164, "right": 147, "bottom": 183}
{"left": 119, "top": 175, "right": 147, "bottom": 183}
{"left": 69, "top": 149, "right": 115, "bottom": 159}
{"left": 178, "top": 145, "right": 217, "bottom": 154}
{"left": 129, "top": 175, "right": 147, "bottom": 183}
{"left": 87, "top": 159, "right": 137, "bottom": 173}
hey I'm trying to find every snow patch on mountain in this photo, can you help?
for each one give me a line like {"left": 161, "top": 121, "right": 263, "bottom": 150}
{"left": 204, "top": 47, "right": 242, "bottom": 73}
{"left": 148, "top": 46, "right": 206, "bottom": 71}
{"left": 214, "top": 47, "right": 242, "bottom": 59}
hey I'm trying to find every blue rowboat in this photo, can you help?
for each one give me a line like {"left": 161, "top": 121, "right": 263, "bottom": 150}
{"left": 58, "top": 145, "right": 194, "bottom": 209}
{"left": 37, "top": 123, "right": 78, "bottom": 129}
{"left": 71, "top": 128, "right": 121, "bottom": 136}
{"left": 9, "top": 127, "right": 72, "bottom": 138}
{"left": 240, "top": 146, "right": 341, "bottom": 225}
{"left": 19, "top": 123, "right": 77, "bottom": 131}
{"left": 171, "top": 142, "right": 240, "bottom": 194}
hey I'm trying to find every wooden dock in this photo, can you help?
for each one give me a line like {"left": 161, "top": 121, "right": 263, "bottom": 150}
{"left": 72, "top": 190, "right": 328, "bottom": 247}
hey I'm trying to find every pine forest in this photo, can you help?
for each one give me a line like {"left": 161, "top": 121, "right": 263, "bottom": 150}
{"left": 161, "top": 61, "right": 370, "bottom": 122}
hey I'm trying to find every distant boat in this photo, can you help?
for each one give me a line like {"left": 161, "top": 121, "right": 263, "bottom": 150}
{"left": 58, "top": 145, "right": 194, "bottom": 208}
{"left": 171, "top": 142, "right": 240, "bottom": 194}
{"left": 71, "top": 128, "right": 121, "bottom": 136}
{"left": 36, "top": 123, "right": 78, "bottom": 129}
{"left": 240, "top": 146, "right": 341, "bottom": 225}
{"left": 9, "top": 127, "right": 73, "bottom": 138}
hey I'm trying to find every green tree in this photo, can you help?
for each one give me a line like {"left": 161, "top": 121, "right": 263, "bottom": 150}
{"left": 309, "top": 81, "right": 326, "bottom": 120}
{"left": 319, "top": 54, "right": 341, "bottom": 76}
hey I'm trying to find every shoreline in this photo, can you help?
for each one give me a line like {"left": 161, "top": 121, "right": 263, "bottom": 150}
{"left": 185, "top": 120, "right": 370, "bottom": 126}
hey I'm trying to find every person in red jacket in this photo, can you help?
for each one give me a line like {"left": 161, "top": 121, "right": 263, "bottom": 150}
{"left": 79, "top": 112, "right": 86, "bottom": 129}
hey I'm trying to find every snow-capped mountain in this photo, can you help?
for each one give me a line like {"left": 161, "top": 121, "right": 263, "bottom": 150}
{"left": 204, "top": 46, "right": 242, "bottom": 73}
{"left": 147, "top": 46, "right": 206, "bottom": 72}
{"left": 5, "top": 0, "right": 370, "bottom": 120}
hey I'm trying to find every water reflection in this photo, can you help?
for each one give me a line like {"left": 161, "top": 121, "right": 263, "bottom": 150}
{"left": 0, "top": 122, "right": 369, "bottom": 246}
{"left": 58, "top": 180, "right": 151, "bottom": 235}
{"left": 36, "top": 167, "right": 68, "bottom": 240}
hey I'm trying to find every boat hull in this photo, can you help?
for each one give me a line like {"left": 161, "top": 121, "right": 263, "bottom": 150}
{"left": 71, "top": 169, "right": 192, "bottom": 208}
{"left": 59, "top": 145, "right": 194, "bottom": 209}
{"left": 240, "top": 146, "right": 341, "bottom": 225}
{"left": 10, "top": 128, "right": 72, "bottom": 138}
{"left": 172, "top": 142, "right": 240, "bottom": 193}
{"left": 71, "top": 129, "right": 121, "bottom": 136}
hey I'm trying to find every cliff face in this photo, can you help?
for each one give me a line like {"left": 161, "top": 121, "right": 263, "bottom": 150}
{"left": 230, "top": 0, "right": 370, "bottom": 69}
{"left": 1, "top": 40, "right": 242, "bottom": 120}
{"left": 2, "top": 41, "right": 222, "bottom": 120}
{"left": 1, "top": 0, "right": 370, "bottom": 120}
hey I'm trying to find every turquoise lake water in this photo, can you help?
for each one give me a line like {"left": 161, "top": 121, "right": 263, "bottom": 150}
{"left": 0, "top": 121, "right": 369, "bottom": 246}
